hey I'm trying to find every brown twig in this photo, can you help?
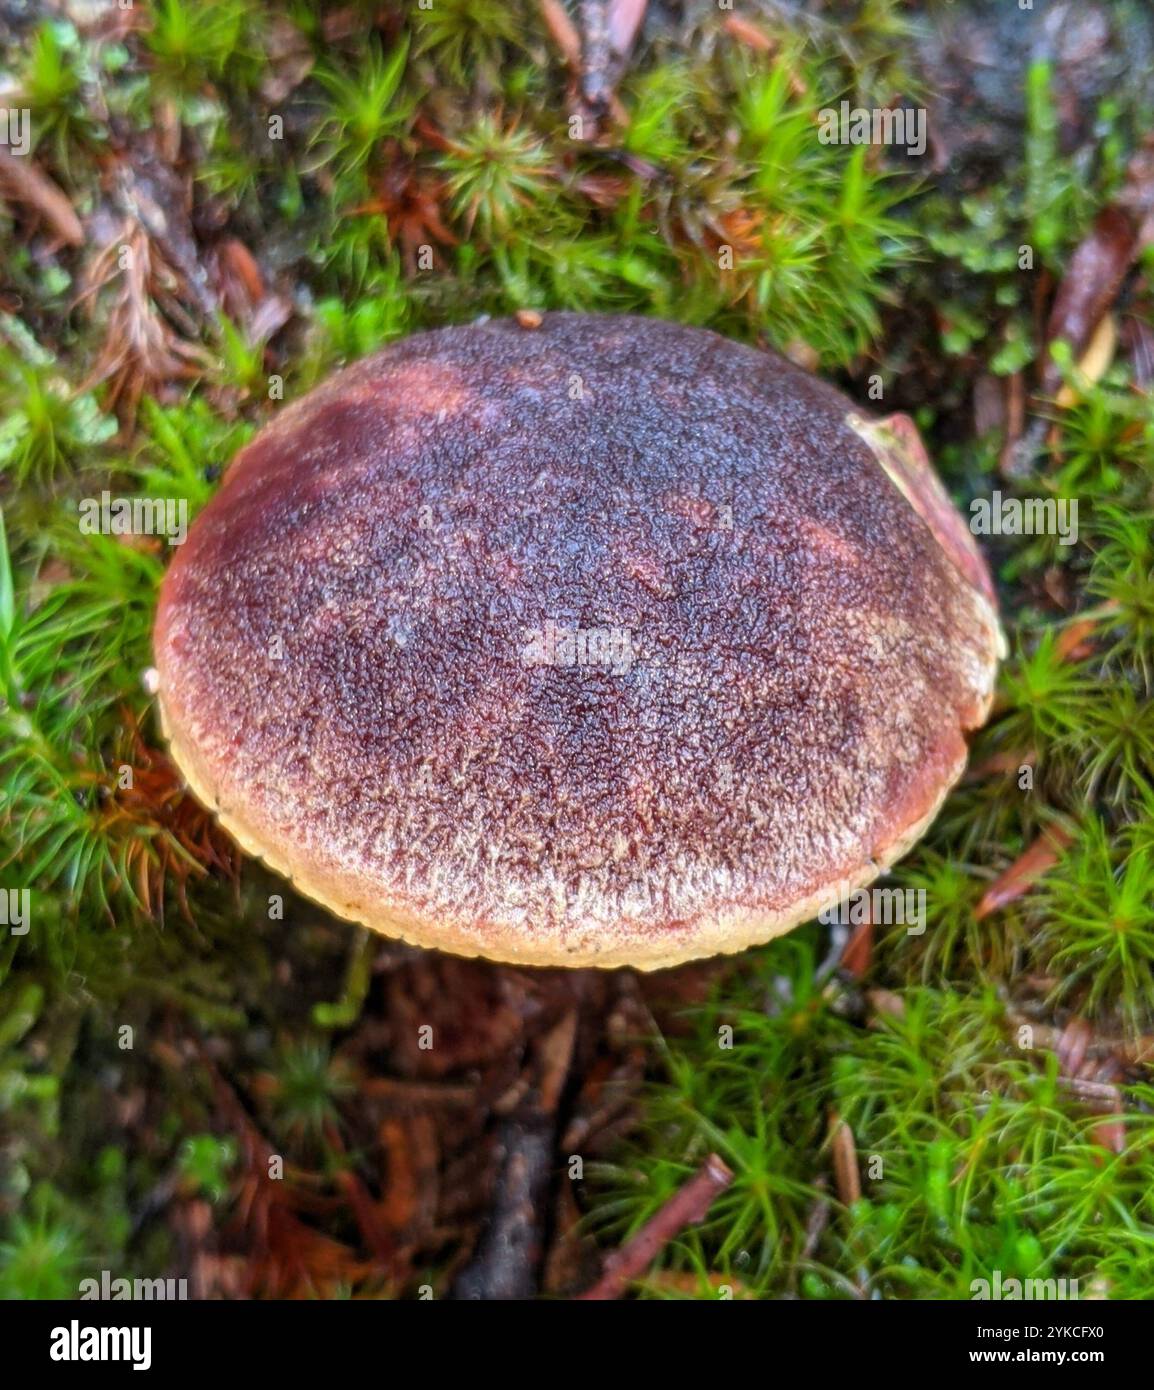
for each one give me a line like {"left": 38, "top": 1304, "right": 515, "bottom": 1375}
{"left": 974, "top": 824, "right": 1075, "bottom": 919}
{"left": 451, "top": 1117, "right": 557, "bottom": 1300}
{"left": 451, "top": 1009, "right": 580, "bottom": 1300}
{"left": 828, "top": 1112, "right": 862, "bottom": 1207}
{"left": 0, "top": 146, "right": 84, "bottom": 247}
{"left": 576, "top": 1153, "right": 733, "bottom": 1300}
{"left": 539, "top": 0, "right": 582, "bottom": 68}
{"left": 544, "top": 0, "right": 646, "bottom": 135}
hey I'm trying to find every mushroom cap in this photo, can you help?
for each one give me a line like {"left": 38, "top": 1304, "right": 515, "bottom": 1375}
{"left": 154, "top": 313, "right": 1003, "bottom": 970}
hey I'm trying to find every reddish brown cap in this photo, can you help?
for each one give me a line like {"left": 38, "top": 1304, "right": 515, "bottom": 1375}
{"left": 154, "top": 313, "right": 1003, "bottom": 969}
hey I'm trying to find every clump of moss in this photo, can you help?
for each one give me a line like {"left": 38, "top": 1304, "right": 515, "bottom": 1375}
{"left": 592, "top": 943, "right": 1154, "bottom": 1300}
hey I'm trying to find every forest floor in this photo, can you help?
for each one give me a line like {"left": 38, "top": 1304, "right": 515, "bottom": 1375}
{"left": 1, "top": 0, "right": 1153, "bottom": 1299}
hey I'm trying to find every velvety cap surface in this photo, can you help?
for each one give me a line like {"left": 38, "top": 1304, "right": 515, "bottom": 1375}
{"left": 154, "top": 313, "right": 1003, "bottom": 968}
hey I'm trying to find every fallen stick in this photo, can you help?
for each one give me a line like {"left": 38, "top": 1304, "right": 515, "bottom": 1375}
{"left": 0, "top": 146, "right": 84, "bottom": 247}
{"left": 577, "top": 1153, "right": 733, "bottom": 1300}
{"left": 452, "top": 1116, "right": 557, "bottom": 1300}
{"left": 452, "top": 1010, "right": 580, "bottom": 1301}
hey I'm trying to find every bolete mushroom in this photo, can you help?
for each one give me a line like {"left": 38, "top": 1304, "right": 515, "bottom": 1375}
{"left": 154, "top": 313, "right": 1004, "bottom": 970}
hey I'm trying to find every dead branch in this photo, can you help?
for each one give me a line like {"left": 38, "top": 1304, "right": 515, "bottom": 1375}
{"left": 0, "top": 147, "right": 84, "bottom": 247}
{"left": 577, "top": 1153, "right": 733, "bottom": 1300}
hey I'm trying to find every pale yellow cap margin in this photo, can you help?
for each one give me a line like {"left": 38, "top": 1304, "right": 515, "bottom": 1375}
{"left": 156, "top": 650, "right": 998, "bottom": 973}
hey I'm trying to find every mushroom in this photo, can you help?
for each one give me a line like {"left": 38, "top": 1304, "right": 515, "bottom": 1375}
{"left": 154, "top": 312, "right": 1004, "bottom": 971}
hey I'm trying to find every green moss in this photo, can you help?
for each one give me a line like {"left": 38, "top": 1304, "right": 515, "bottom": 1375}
{"left": 592, "top": 952, "right": 1154, "bottom": 1299}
